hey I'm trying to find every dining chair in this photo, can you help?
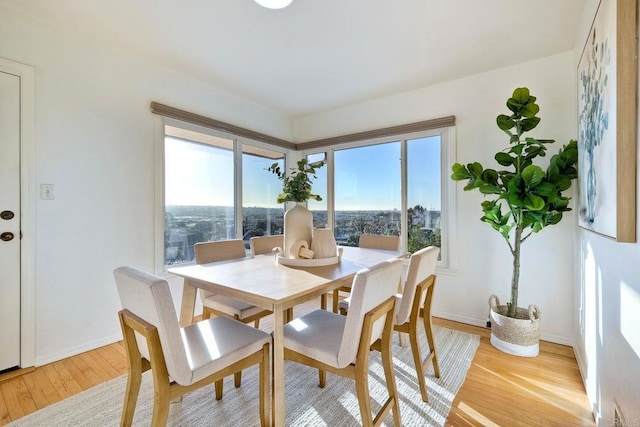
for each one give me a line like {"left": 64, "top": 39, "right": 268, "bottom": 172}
{"left": 250, "top": 234, "right": 294, "bottom": 323}
{"left": 249, "top": 234, "right": 283, "bottom": 257}
{"left": 340, "top": 246, "right": 441, "bottom": 402}
{"left": 284, "top": 258, "right": 404, "bottom": 426}
{"left": 325, "top": 234, "right": 401, "bottom": 312}
{"left": 195, "top": 240, "right": 272, "bottom": 399}
{"left": 113, "top": 266, "right": 271, "bottom": 427}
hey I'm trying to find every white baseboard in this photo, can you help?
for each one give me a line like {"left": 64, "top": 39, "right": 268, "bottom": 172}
{"left": 433, "top": 310, "right": 574, "bottom": 346}
{"left": 34, "top": 333, "right": 122, "bottom": 367}
{"left": 432, "top": 310, "right": 488, "bottom": 328}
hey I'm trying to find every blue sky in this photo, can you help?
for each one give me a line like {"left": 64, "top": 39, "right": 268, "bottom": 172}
{"left": 165, "top": 136, "right": 441, "bottom": 211}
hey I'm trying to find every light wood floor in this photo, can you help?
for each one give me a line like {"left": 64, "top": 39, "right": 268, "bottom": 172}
{"left": 0, "top": 299, "right": 594, "bottom": 426}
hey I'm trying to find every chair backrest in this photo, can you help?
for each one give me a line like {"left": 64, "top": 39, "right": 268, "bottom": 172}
{"left": 358, "top": 234, "right": 401, "bottom": 251}
{"left": 249, "top": 235, "right": 284, "bottom": 256}
{"left": 337, "top": 258, "right": 403, "bottom": 367}
{"left": 113, "top": 266, "right": 192, "bottom": 385}
{"left": 396, "top": 246, "right": 440, "bottom": 325}
{"left": 194, "top": 239, "right": 247, "bottom": 264}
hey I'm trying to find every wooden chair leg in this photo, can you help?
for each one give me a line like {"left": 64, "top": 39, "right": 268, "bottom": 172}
{"left": 318, "top": 369, "right": 326, "bottom": 388}
{"left": 259, "top": 343, "right": 270, "bottom": 427}
{"left": 234, "top": 371, "right": 242, "bottom": 388}
{"left": 332, "top": 289, "right": 340, "bottom": 313}
{"left": 381, "top": 339, "right": 401, "bottom": 426}
{"left": 320, "top": 293, "right": 327, "bottom": 310}
{"left": 121, "top": 361, "right": 142, "bottom": 427}
{"left": 151, "top": 376, "right": 171, "bottom": 426}
{"left": 254, "top": 318, "right": 260, "bottom": 328}
{"left": 215, "top": 379, "right": 223, "bottom": 400}
{"left": 286, "top": 308, "right": 293, "bottom": 323}
{"left": 409, "top": 323, "right": 429, "bottom": 402}
{"left": 354, "top": 365, "right": 374, "bottom": 427}
{"left": 423, "top": 314, "right": 440, "bottom": 378}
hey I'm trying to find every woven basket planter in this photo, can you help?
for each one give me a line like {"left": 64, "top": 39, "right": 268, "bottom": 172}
{"left": 489, "top": 295, "right": 541, "bottom": 357}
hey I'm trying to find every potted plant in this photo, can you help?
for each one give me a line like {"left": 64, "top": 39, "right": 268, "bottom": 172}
{"left": 450, "top": 87, "right": 578, "bottom": 357}
{"left": 268, "top": 158, "right": 325, "bottom": 258}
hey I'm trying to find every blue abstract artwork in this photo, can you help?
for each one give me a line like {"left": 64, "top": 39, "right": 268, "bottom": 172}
{"left": 578, "top": 0, "right": 618, "bottom": 238}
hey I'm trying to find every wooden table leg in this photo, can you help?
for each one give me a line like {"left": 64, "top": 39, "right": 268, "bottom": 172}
{"left": 179, "top": 278, "right": 197, "bottom": 327}
{"left": 272, "top": 305, "right": 285, "bottom": 426}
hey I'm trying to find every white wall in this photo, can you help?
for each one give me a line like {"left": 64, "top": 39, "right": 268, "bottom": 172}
{"left": 294, "top": 52, "right": 579, "bottom": 345}
{"left": 0, "top": 7, "right": 291, "bottom": 365}
{"left": 573, "top": 0, "right": 640, "bottom": 424}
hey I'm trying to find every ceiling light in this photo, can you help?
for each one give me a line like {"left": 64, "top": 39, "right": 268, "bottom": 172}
{"left": 254, "top": 0, "right": 292, "bottom": 9}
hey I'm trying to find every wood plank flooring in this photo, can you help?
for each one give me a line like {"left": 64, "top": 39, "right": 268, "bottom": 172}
{"left": 0, "top": 299, "right": 594, "bottom": 426}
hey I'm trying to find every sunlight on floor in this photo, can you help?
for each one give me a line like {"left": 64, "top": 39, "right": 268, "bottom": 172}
{"left": 475, "top": 364, "right": 580, "bottom": 414}
{"left": 512, "top": 374, "right": 592, "bottom": 411}
{"left": 454, "top": 401, "right": 500, "bottom": 426}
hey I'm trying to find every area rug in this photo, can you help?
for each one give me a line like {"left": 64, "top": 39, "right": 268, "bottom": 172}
{"left": 9, "top": 325, "right": 479, "bottom": 427}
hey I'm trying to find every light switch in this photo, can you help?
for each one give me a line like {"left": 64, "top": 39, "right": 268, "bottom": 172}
{"left": 41, "top": 184, "right": 54, "bottom": 200}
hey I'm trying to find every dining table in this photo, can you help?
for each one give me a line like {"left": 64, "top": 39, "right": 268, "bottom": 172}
{"left": 168, "top": 245, "right": 405, "bottom": 426}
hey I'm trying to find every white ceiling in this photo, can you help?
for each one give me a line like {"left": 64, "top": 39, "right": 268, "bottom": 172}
{"left": 2, "top": 0, "right": 585, "bottom": 118}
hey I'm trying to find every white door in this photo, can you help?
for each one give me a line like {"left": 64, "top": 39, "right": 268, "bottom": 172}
{"left": 0, "top": 70, "right": 21, "bottom": 372}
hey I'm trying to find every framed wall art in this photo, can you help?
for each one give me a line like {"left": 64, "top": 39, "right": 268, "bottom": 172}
{"left": 577, "top": 0, "right": 637, "bottom": 242}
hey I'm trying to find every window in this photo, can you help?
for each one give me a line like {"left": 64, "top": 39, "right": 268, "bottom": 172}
{"left": 160, "top": 123, "right": 287, "bottom": 267}
{"left": 407, "top": 136, "right": 442, "bottom": 253}
{"left": 334, "top": 142, "right": 401, "bottom": 246}
{"left": 306, "top": 152, "right": 328, "bottom": 229}
{"left": 155, "top": 112, "right": 454, "bottom": 270}
{"left": 242, "top": 146, "right": 285, "bottom": 246}
{"left": 164, "top": 126, "right": 235, "bottom": 265}
{"left": 302, "top": 127, "right": 452, "bottom": 267}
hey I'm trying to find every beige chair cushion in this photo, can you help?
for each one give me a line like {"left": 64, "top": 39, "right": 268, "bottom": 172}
{"left": 358, "top": 234, "right": 401, "bottom": 251}
{"left": 339, "top": 246, "right": 440, "bottom": 326}
{"left": 285, "top": 258, "right": 403, "bottom": 369}
{"left": 395, "top": 246, "right": 439, "bottom": 325}
{"left": 183, "top": 315, "right": 270, "bottom": 384}
{"left": 250, "top": 235, "right": 284, "bottom": 256}
{"left": 114, "top": 266, "right": 270, "bottom": 386}
{"left": 202, "top": 294, "right": 268, "bottom": 320}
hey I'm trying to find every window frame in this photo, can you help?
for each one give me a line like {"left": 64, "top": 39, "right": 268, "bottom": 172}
{"left": 155, "top": 115, "right": 457, "bottom": 273}
{"left": 154, "top": 117, "right": 289, "bottom": 272}
{"left": 301, "top": 126, "right": 457, "bottom": 271}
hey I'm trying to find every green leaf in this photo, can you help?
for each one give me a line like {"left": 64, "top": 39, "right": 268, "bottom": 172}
{"left": 522, "top": 165, "right": 545, "bottom": 187}
{"left": 495, "top": 152, "right": 514, "bottom": 166}
{"left": 554, "top": 176, "right": 572, "bottom": 191}
{"left": 451, "top": 163, "right": 470, "bottom": 180}
{"left": 520, "top": 117, "right": 541, "bottom": 132}
{"left": 524, "top": 193, "right": 545, "bottom": 211}
{"left": 497, "top": 114, "right": 516, "bottom": 130}
{"left": 506, "top": 98, "right": 522, "bottom": 114}
{"left": 512, "top": 87, "right": 531, "bottom": 103}
{"left": 520, "top": 102, "right": 540, "bottom": 118}
{"left": 468, "top": 162, "right": 483, "bottom": 176}
{"left": 508, "top": 192, "right": 524, "bottom": 207}
{"left": 534, "top": 182, "right": 556, "bottom": 196}
{"left": 509, "top": 144, "right": 524, "bottom": 155}
{"left": 481, "top": 169, "right": 499, "bottom": 185}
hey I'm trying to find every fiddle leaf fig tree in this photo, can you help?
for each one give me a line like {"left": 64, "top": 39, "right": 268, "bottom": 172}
{"left": 451, "top": 87, "right": 578, "bottom": 318}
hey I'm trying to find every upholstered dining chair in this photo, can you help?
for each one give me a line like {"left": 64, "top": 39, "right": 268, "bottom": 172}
{"left": 194, "top": 239, "right": 272, "bottom": 398}
{"left": 340, "top": 246, "right": 441, "bottom": 402}
{"left": 114, "top": 266, "right": 271, "bottom": 427}
{"left": 249, "top": 234, "right": 283, "bottom": 257}
{"left": 249, "top": 234, "right": 294, "bottom": 324}
{"left": 325, "top": 234, "right": 401, "bottom": 312}
{"left": 284, "top": 258, "right": 404, "bottom": 426}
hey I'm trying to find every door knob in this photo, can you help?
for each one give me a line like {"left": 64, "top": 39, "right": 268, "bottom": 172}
{"left": 0, "top": 210, "right": 14, "bottom": 220}
{"left": 1, "top": 232, "right": 14, "bottom": 241}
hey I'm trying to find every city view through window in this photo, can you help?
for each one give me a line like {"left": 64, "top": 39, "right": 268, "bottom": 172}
{"left": 164, "top": 127, "right": 442, "bottom": 266}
